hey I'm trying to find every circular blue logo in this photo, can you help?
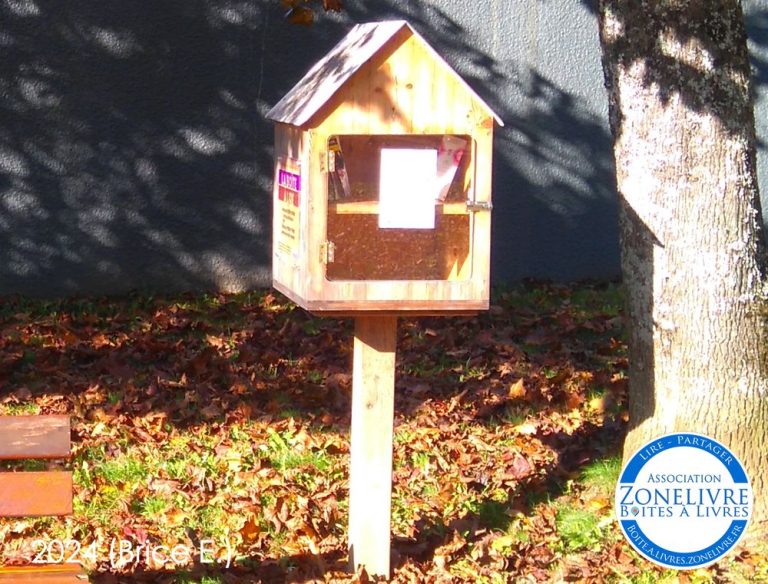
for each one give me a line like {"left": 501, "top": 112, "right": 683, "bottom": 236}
{"left": 615, "top": 433, "right": 752, "bottom": 569}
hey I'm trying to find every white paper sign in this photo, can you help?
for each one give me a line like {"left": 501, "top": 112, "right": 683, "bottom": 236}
{"left": 379, "top": 148, "right": 437, "bottom": 229}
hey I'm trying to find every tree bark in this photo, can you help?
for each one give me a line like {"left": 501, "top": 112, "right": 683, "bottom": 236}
{"left": 597, "top": 0, "right": 768, "bottom": 536}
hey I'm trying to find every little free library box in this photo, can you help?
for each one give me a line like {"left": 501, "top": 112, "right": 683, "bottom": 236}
{"left": 267, "top": 20, "right": 503, "bottom": 316}
{"left": 267, "top": 20, "right": 503, "bottom": 578}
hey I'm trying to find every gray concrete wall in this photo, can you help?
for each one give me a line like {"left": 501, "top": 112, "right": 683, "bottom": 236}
{"left": 746, "top": 1, "right": 768, "bottom": 227}
{"left": 0, "top": 0, "right": 764, "bottom": 297}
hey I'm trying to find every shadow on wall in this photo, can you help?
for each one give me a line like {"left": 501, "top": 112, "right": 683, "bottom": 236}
{"left": 490, "top": 66, "right": 619, "bottom": 283}
{"left": 746, "top": 4, "right": 768, "bottom": 204}
{"left": 0, "top": 0, "right": 619, "bottom": 297}
{"left": 747, "top": 7, "right": 768, "bottom": 109}
{"left": 0, "top": 0, "right": 292, "bottom": 296}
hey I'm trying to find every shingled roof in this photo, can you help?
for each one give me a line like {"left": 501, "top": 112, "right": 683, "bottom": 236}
{"left": 266, "top": 20, "right": 503, "bottom": 127}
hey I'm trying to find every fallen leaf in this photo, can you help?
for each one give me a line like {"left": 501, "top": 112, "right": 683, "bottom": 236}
{"left": 323, "top": 0, "right": 343, "bottom": 11}
{"left": 514, "top": 422, "right": 538, "bottom": 435}
{"left": 240, "top": 513, "right": 262, "bottom": 543}
{"left": 587, "top": 497, "right": 611, "bottom": 512}
{"left": 286, "top": 5, "right": 314, "bottom": 25}
{"left": 508, "top": 378, "right": 526, "bottom": 399}
{"left": 589, "top": 396, "right": 606, "bottom": 413}
{"left": 503, "top": 454, "right": 533, "bottom": 480}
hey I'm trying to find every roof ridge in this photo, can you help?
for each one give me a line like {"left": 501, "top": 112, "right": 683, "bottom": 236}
{"left": 266, "top": 20, "right": 503, "bottom": 127}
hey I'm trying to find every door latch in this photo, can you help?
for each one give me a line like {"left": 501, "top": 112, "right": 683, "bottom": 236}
{"left": 466, "top": 200, "right": 493, "bottom": 212}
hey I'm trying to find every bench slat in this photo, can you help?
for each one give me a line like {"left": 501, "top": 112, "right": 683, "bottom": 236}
{"left": 0, "top": 564, "right": 86, "bottom": 582}
{"left": 0, "top": 416, "right": 70, "bottom": 460}
{"left": 0, "top": 472, "right": 72, "bottom": 517}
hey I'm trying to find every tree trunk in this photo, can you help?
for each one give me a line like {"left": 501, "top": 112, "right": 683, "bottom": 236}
{"left": 597, "top": 0, "right": 768, "bottom": 536}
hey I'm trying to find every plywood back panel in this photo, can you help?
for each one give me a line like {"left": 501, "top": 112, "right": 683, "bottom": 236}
{"left": 327, "top": 214, "right": 466, "bottom": 281}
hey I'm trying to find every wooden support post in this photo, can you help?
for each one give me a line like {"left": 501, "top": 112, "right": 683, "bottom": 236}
{"left": 348, "top": 316, "right": 398, "bottom": 579}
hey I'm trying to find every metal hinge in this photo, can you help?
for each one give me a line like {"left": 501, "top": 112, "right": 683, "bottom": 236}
{"left": 320, "top": 241, "right": 335, "bottom": 264}
{"left": 466, "top": 199, "right": 493, "bottom": 212}
{"left": 319, "top": 151, "right": 337, "bottom": 173}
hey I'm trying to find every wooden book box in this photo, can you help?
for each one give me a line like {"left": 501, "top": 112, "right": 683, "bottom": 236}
{"left": 267, "top": 20, "right": 503, "bottom": 316}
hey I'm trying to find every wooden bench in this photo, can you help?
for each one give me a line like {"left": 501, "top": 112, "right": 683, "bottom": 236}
{"left": 0, "top": 415, "right": 87, "bottom": 582}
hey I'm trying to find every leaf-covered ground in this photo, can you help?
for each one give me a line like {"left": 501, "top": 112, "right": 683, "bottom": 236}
{"left": 0, "top": 282, "right": 766, "bottom": 583}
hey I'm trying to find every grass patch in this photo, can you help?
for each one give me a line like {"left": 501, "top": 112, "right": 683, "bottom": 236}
{"left": 476, "top": 499, "right": 510, "bottom": 531}
{"left": 569, "top": 284, "right": 623, "bottom": 319}
{"left": 581, "top": 455, "right": 622, "bottom": 494}
{"left": 76, "top": 484, "right": 128, "bottom": 526}
{"left": 98, "top": 455, "right": 149, "bottom": 486}
{"left": 555, "top": 505, "right": 605, "bottom": 552}
{"left": 264, "top": 428, "right": 331, "bottom": 473}
{"left": 191, "top": 503, "right": 232, "bottom": 540}
{"left": 1, "top": 402, "right": 40, "bottom": 415}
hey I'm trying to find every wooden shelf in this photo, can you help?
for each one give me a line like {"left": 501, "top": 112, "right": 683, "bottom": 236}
{"left": 330, "top": 201, "right": 467, "bottom": 215}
